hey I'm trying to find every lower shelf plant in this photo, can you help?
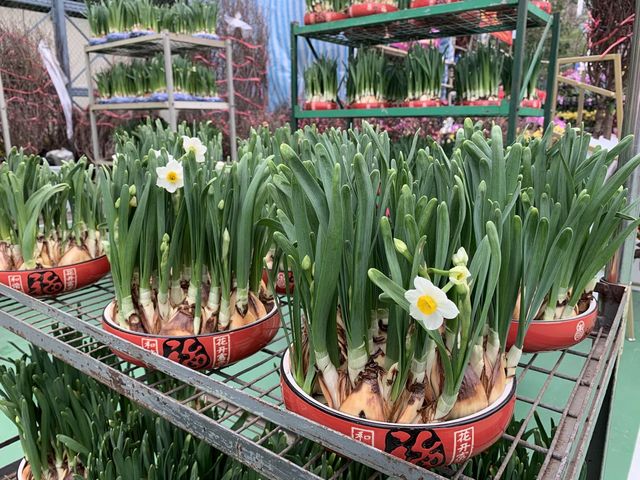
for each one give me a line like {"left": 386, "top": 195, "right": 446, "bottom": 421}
{"left": 96, "top": 54, "right": 219, "bottom": 103}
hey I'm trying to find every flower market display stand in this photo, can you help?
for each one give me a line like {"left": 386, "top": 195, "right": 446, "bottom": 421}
{"left": 290, "top": 0, "right": 560, "bottom": 143}
{"left": 0, "top": 278, "right": 629, "bottom": 479}
{"left": 85, "top": 32, "right": 238, "bottom": 163}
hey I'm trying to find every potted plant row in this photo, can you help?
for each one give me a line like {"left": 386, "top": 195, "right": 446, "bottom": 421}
{"left": 96, "top": 54, "right": 220, "bottom": 104}
{"left": 404, "top": 43, "right": 445, "bottom": 107}
{"left": 87, "top": 0, "right": 219, "bottom": 45}
{"left": 0, "top": 150, "right": 109, "bottom": 296}
{"left": 304, "top": 0, "right": 464, "bottom": 25}
{"left": 101, "top": 122, "right": 279, "bottom": 370}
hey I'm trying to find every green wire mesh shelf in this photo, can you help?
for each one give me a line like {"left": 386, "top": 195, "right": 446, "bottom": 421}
{"left": 293, "top": 0, "right": 550, "bottom": 47}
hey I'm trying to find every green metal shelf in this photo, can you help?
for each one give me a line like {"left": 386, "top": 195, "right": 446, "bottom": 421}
{"left": 290, "top": 0, "right": 561, "bottom": 142}
{"left": 294, "top": 104, "right": 544, "bottom": 119}
{"left": 293, "top": 0, "right": 550, "bottom": 47}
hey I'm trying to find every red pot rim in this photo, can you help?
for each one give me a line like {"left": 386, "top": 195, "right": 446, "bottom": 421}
{"left": 513, "top": 298, "right": 597, "bottom": 325}
{"left": 0, "top": 254, "right": 108, "bottom": 274}
{"left": 103, "top": 297, "right": 278, "bottom": 338}
{"left": 281, "top": 348, "right": 516, "bottom": 429}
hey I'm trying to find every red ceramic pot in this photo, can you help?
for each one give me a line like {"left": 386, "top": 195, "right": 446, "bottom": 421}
{"left": 281, "top": 349, "right": 516, "bottom": 468}
{"left": 348, "top": 3, "right": 398, "bottom": 17}
{"left": 304, "top": 100, "right": 339, "bottom": 110}
{"left": 410, "top": 0, "right": 436, "bottom": 6}
{"left": 521, "top": 98, "right": 542, "bottom": 109}
{"left": 532, "top": 1, "right": 552, "bottom": 13}
{"left": 506, "top": 299, "right": 597, "bottom": 353}
{"left": 462, "top": 99, "right": 501, "bottom": 107}
{"left": 304, "top": 11, "right": 349, "bottom": 25}
{"left": 102, "top": 300, "right": 280, "bottom": 370}
{"left": 405, "top": 99, "right": 441, "bottom": 108}
{"left": 349, "top": 101, "right": 390, "bottom": 109}
{"left": 0, "top": 255, "right": 110, "bottom": 297}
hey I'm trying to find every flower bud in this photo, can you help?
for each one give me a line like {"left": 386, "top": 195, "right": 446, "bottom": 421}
{"left": 302, "top": 255, "right": 311, "bottom": 270}
{"left": 449, "top": 265, "right": 471, "bottom": 286}
{"left": 451, "top": 247, "right": 468, "bottom": 266}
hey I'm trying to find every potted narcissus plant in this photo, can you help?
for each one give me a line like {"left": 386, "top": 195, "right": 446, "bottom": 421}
{"left": 0, "top": 150, "right": 109, "bottom": 296}
{"left": 404, "top": 43, "right": 445, "bottom": 107}
{"left": 273, "top": 122, "right": 518, "bottom": 468}
{"left": 454, "top": 43, "right": 505, "bottom": 106}
{"left": 504, "top": 126, "right": 640, "bottom": 354}
{"left": 304, "top": 0, "right": 349, "bottom": 24}
{"left": 347, "top": 49, "right": 394, "bottom": 109}
{"left": 100, "top": 122, "right": 279, "bottom": 370}
{"left": 303, "top": 56, "right": 340, "bottom": 110}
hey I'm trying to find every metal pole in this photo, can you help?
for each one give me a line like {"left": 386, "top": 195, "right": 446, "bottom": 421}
{"left": 162, "top": 32, "right": 177, "bottom": 130}
{"left": 507, "top": 0, "right": 529, "bottom": 143}
{"left": 290, "top": 23, "right": 298, "bottom": 129}
{"left": 543, "top": 13, "right": 560, "bottom": 129}
{"left": 51, "top": 0, "right": 71, "bottom": 95}
{"left": 85, "top": 49, "right": 100, "bottom": 162}
{"left": 606, "top": 0, "right": 640, "bottom": 285}
{"left": 225, "top": 39, "right": 238, "bottom": 163}
{"left": 0, "top": 71, "right": 11, "bottom": 156}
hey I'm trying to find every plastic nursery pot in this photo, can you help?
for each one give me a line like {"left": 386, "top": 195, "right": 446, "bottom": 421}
{"left": 349, "top": 101, "right": 391, "bottom": 109}
{"left": 304, "top": 11, "right": 349, "bottom": 24}
{"left": 102, "top": 300, "right": 280, "bottom": 370}
{"left": 262, "top": 270, "right": 295, "bottom": 295}
{"left": 405, "top": 99, "right": 441, "bottom": 108}
{"left": 303, "top": 100, "right": 339, "bottom": 111}
{"left": 506, "top": 298, "right": 598, "bottom": 353}
{"left": 348, "top": 3, "right": 399, "bottom": 17}
{"left": 0, "top": 255, "right": 110, "bottom": 297}
{"left": 280, "top": 349, "right": 516, "bottom": 468}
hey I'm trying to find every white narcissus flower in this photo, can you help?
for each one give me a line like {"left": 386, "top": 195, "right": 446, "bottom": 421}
{"left": 151, "top": 149, "right": 162, "bottom": 158}
{"left": 182, "top": 136, "right": 207, "bottom": 162}
{"left": 215, "top": 161, "right": 226, "bottom": 173}
{"left": 449, "top": 265, "right": 471, "bottom": 286}
{"left": 156, "top": 158, "right": 184, "bottom": 193}
{"left": 405, "top": 276, "right": 459, "bottom": 330}
{"left": 452, "top": 247, "right": 469, "bottom": 266}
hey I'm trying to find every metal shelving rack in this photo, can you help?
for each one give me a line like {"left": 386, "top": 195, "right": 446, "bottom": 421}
{"left": 290, "top": 0, "right": 561, "bottom": 143}
{"left": 85, "top": 32, "right": 238, "bottom": 163}
{"left": 0, "top": 277, "right": 628, "bottom": 479}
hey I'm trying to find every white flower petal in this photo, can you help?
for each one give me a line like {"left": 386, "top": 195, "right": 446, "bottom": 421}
{"left": 438, "top": 297, "right": 460, "bottom": 319}
{"left": 413, "top": 276, "right": 432, "bottom": 292}
{"left": 404, "top": 289, "right": 421, "bottom": 304}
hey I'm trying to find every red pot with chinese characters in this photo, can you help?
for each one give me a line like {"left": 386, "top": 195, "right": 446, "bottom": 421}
{"left": 102, "top": 300, "right": 280, "bottom": 370}
{"left": 506, "top": 299, "right": 597, "bottom": 353}
{"left": 349, "top": 100, "right": 391, "bottom": 109}
{"left": 532, "top": 1, "right": 552, "bottom": 13}
{"left": 304, "top": 100, "right": 339, "bottom": 110}
{"left": 304, "top": 11, "right": 349, "bottom": 25}
{"left": 405, "top": 98, "right": 441, "bottom": 108}
{"left": 280, "top": 349, "right": 516, "bottom": 468}
{"left": 462, "top": 99, "right": 502, "bottom": 107}
{"left": 348, "top": 3, "right": 398, "bottom": 17}
{"left": 521, "top": 98, "right": 542, "bottom": 108}
{"left": 0, "top": 255, "right": 110, "bottom": 297}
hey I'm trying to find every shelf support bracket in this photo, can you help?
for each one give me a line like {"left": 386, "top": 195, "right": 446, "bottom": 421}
{"left": 544, "top": 13, "right": 561, "bottom": 130}
{"left": 507, "top": 0, "right": 529, "bottom": 143}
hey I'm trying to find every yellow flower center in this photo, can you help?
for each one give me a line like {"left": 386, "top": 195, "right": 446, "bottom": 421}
{"left": 187, "top": 146, "right": 196, "bottom": 153}
{"left": 417, "top": 294, "right": 437, "bottom": 315}
{"left": 166, "top": 171, "right": 178, "bottom": 183}
{"left": 454, "top": 271, "right": 465, "bottom": 281}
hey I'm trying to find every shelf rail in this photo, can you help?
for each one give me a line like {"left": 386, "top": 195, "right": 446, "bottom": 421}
{"left": 0, "top": 279, "right": 628, "bottom": 479}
